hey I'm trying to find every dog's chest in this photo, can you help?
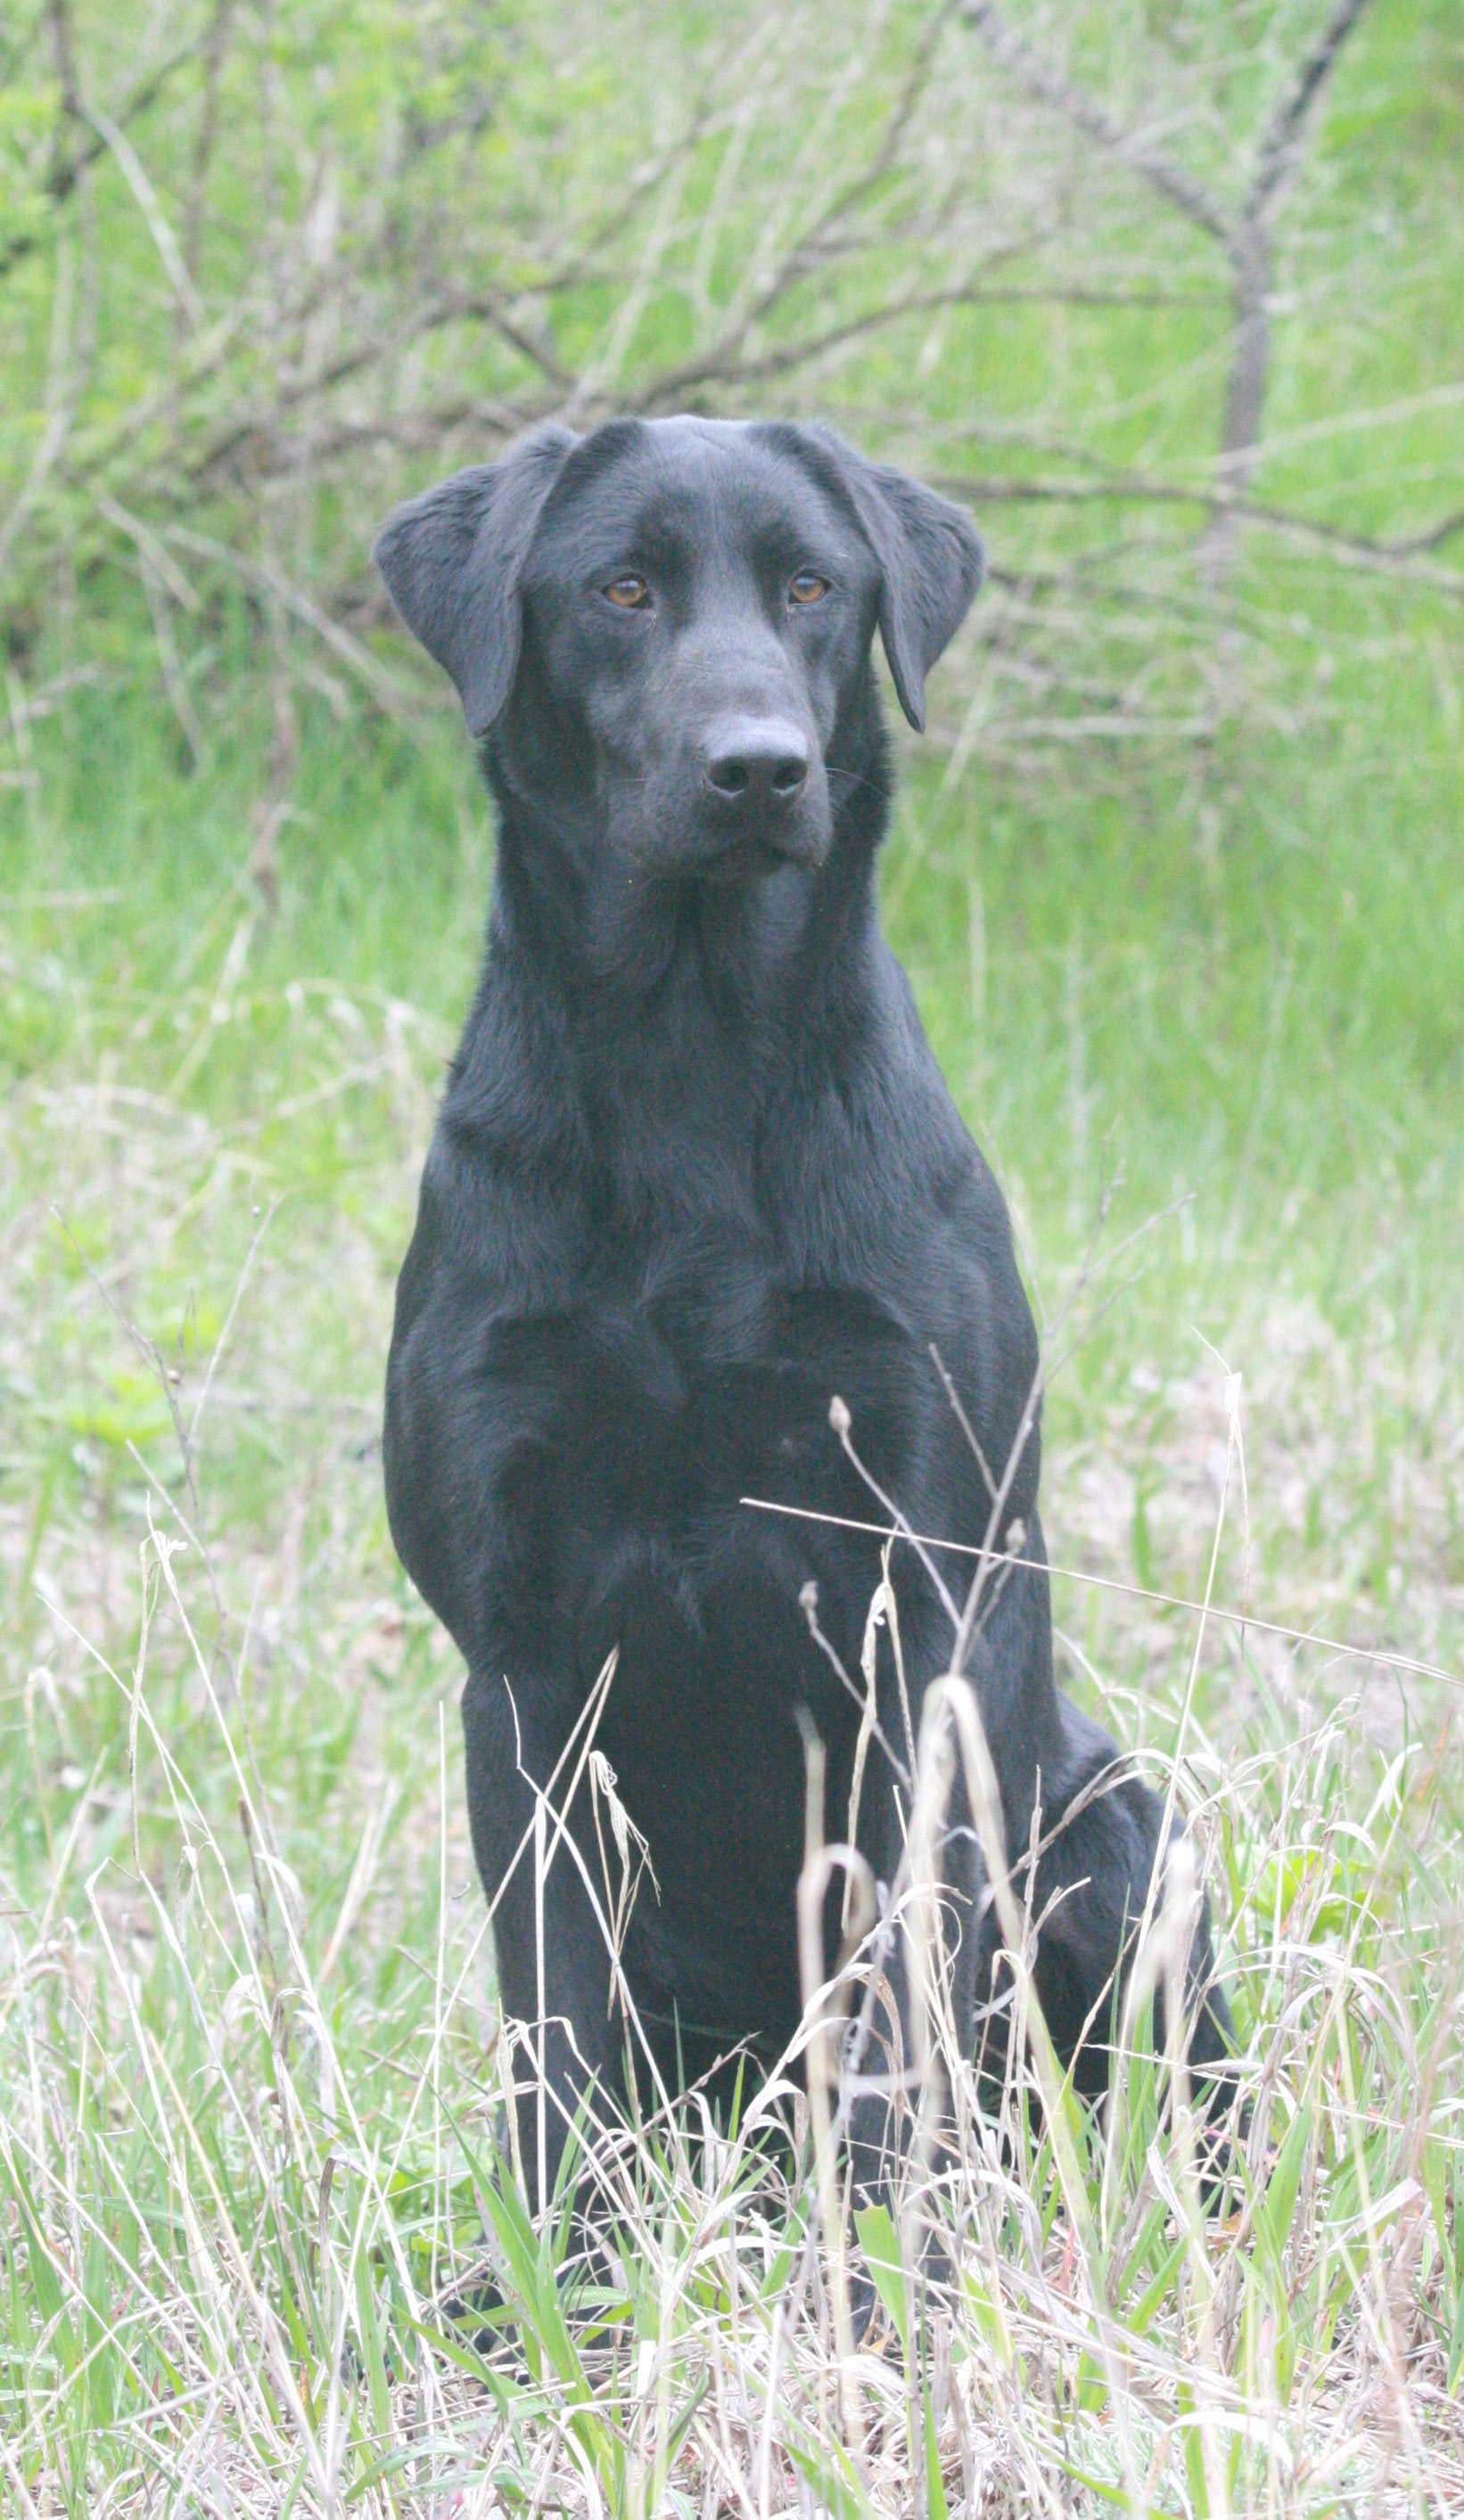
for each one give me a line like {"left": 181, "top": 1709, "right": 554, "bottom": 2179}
{"left": 536, "top": 1239, "right": 950, "bottom": 1708}
{"left": 563, "top": 1216, "right": 918, "bottom": 1484}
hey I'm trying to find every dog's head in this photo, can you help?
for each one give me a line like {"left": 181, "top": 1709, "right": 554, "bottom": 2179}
{"left": 374, "top": 416, "right": 983, "bottom": 883}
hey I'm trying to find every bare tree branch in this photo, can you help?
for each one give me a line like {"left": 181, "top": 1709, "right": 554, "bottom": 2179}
{"left": 1247, "top": 0, "right": 1374, "bottom": 225}
{"left": 1396, "top": 506, "right": 1464, "bottom": 556}
{"left": 0, "top": 41, "right": 199, "bottom": 283}
{"left": 180, "top": 287, "right": 572, "bottom": 488}
{"left": 637, "top": 4, "right": 959, "bottom": 418}
{"left": 960, "top": 0, "right": 1231, "bottom": 242}
{"left": 959, "top": 0, "right": 1377, "bottom": 571}
{"left": 4, "top": 0, "right": 1452, "bottom": 779}
{"left": 182, "top": 0, "right": 234, "bottom": 286}
{"left": 930, "top": 470, "right": 1464, "bottom": 595}
{"left": 79, "top": 102, "right": 204, "bottom": 330}
{"left": 162, "top": 527, "right": 413, "bottom": 722}
{"left": 633, "top": 279, "right": 1220, "bottom": 410}
{"left": 1209, "top": 0, "right": 1374, "bottom": 556}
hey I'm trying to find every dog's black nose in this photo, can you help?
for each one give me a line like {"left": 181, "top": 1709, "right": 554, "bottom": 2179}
{"left": 703, "top": 717, "right": 810, "bottom": 808}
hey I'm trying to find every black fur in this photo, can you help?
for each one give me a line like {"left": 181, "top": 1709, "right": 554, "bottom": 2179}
{"left": 374, "top": 415, "right": 1239, "bottom": 2194}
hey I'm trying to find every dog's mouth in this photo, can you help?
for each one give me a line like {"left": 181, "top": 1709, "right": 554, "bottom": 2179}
{"left": 695, "top": 832, "right": 829, "bottom": 885}
{"left": 695, "top": 825, "right": 829, "bottom": 882}
{"left": 690, "top": 776, "right": 834, "bottom": 879}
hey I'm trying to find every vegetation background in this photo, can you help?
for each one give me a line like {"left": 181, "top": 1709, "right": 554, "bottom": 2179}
{"left": 1, "top": 0, "right": 1461, "bottom": 2511}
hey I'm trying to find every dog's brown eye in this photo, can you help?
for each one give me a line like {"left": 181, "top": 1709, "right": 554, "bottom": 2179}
{"left": 789, "top": 570, "right": 829, "bottom": 606}
{"left": 605, "top": 574, "right": 651, "bottom": 609}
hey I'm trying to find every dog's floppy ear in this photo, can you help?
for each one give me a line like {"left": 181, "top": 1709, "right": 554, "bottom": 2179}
{"left": 801, "top": 426, "right": 984, "bottom": 732}
{"left": 373, "top": 425, "right": 576, "bottom": 736}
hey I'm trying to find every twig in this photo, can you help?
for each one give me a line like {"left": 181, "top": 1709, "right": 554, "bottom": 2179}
{"left": 1209, "top": 0, "right": 1376, "bottom": 546}
{"left": 929, "top": 471, "right": 1464, "bottom": 596}
{"left": 960, "top": 0, "right": 1230, "bottom": 242}
{"left": 637, "top": 279, "right": 1227, "bottom": 408}
{"left": 162, "top": 526, "right": 412, "bottom": 721}
{"left": 960, "top": 0, "right": 1378, "bottom": 570}
{"left": 76, "top": 103, "right": 205, "bottom": 330}
{"left": 739, "top": 1498, "right": 1462, "bottom": 1691}
{"left": 183, "top": 0, "right": 234, "bottom": 284}
{"left": 0, "top": 38, "right": 199, "bottom": 283}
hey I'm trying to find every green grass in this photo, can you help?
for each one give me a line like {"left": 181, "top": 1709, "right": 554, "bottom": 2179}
{"left": 3, "top": 0, "right": 1464, "bottom": 2505}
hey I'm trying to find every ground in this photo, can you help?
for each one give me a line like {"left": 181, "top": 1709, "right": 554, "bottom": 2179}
{"left": 2, "top": 665, "right": 1460, "bottom": 2511}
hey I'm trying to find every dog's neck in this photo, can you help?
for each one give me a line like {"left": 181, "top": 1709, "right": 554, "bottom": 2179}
{"left": 444, "top": 698, "right": 904, "bottom": 1239}
{"left": 440, "top": 702, "right": 933, "bottom": 1269}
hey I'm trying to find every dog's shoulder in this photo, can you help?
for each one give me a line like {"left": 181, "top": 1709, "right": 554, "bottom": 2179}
{"left": 407, "top": 943, "right": 588, "bottom": 1279}
{"left": 770, "top": 934, "right": 1017, "bottom": 1276}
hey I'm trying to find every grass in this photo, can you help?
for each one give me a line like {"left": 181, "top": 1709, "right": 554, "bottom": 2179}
{"left": 3, "top": 0, "right": 1464, "bottom": 2501}
{"left": 2, "top": 592, "right": 1461, "bottom": 2509}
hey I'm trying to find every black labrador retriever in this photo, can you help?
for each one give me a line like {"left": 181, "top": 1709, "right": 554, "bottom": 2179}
{"left": 374, "top": 415, "right": 1239, "bottom": 2200}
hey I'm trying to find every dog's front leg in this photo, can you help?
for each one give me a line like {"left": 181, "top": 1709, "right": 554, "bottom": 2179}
{"left": 460, "top": 1663, "right": 623, "bottom": 2208}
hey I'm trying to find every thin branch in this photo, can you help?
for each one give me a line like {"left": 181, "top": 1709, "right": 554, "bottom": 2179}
{"left": 959, "top": 0, "right": 1378, "bottom": 575}
{"left": 0, "top": 229, "right": 77, "bottom": 584}
{"left": 1200, "top": 375, "right": 1464, "bottom": 471}
{"left": 0, "top": 44, "right": 200, "bottom": 283}
{"left": 0, "top": 662, "right": 105, "bottom": 731}
{"left": 550, "top": 54, "right": 740, "bottom": 284}
{"left": 1246, "top": 0, "right": 1374, "bottom": 226}
{"left": 1213, "top": 0, "right": 1374, "bottom": 543}
{"left": 45, "top": 0, "right": 80, "bottom": 132}
{"left": 634, "top": 280, "right": 1227, "bottom": 408}
{"left": 810, "top": 0, "right": 963, "bottom": 234}
{"left": 929, "top": 471, "right": 1464, "bottom": 595}
{"left": 641, "top": 4, "right": 960, "bottom": 415}
{"left": 184, "top": 286, "right": 572, "bottom": 487}
{"left": 246, "top": 397, "right": 549, "bottom": 473}
{"left": 161, "top": 526, "right": 413, "bottom": 721}
{"left": 960, "top": 0, "right": 1231, "bottom": 244}
{"left": 96, "top": 490, "right": 201, "bottom": 610}
{"left": 183, "top": 0, "right": 235, "bottom": 284}
{"left": 76, "top": 103, "right": 204, "bottom": 329}
{"left": 434, "top": 290, "right": 578, "bottom": 393}
{"left": 139, "top": 561, "right": 205, "bottom": 767}
{"left": 1398, "top": 506, "right": 1464, "bottom": 555}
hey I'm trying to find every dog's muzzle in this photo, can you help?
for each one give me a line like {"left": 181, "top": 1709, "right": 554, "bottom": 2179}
{"left": 698, "top": 714, "right": 827, "bottom": 870}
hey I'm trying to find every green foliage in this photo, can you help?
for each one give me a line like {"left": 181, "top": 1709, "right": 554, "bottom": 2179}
{"left": 2, "top": 0, "right": 1462, "bottom": 2508}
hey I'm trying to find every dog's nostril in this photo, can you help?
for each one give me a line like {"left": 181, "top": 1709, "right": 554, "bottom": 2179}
{"left": 703, "top": 717, "right": 811, "bottom": 807}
